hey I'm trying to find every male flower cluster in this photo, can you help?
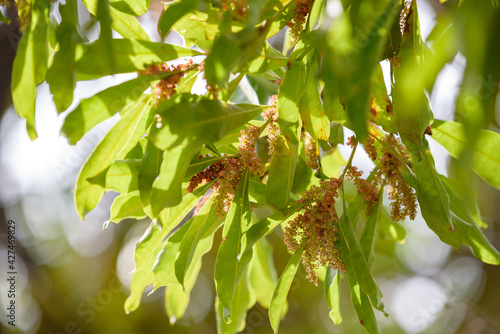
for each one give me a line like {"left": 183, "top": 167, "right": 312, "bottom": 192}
{"left": 139, "top": 60, "right": 193, "bottom": 103}
{"left": 187, "top": 123, "right": 265, "bottom": 219}
{"left": 283, "top": 178, "right": 346, "bottom": 285}
{"left": 364, "top": 134, "right": 417, "bottom": 221}
{"left": 263, "top": 95, "right": 280, "bottom": 160}
{"left": 304, "top": 132, "right": 318, "bottom": 169}
{"left": 287, "top": 0, "right": 314, "bottom": 44}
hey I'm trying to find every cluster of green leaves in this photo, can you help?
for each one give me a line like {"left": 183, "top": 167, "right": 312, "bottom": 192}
{"left": 8, "top": 0, "right": 500, "bottom": 333}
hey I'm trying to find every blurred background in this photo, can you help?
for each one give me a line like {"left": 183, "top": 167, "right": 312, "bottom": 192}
{"left": 1, "top": 0, "right": 500, "bottom": 333}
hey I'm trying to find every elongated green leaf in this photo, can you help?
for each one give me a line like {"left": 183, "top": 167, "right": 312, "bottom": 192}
{"left": 300, "top": 55, "right": 330, "bottom": 141}
{"left": 136, "top": 182, "right": 211, "bottom": 273}
{"left": 165, "top": 260, "right": 201, "bottom": 325}
{"left": 75, "top": 95, "right": 153, "bottom": 220}
{"left": 325, "top": 267, "right": 342, "bottom": 325}
{"left": 171, "top": 7, "right": 219, "bottom": 50}
{"left": 138, "top": 141, "right": 163, "bottom": 217}
{"left": 266, "top": 60, "right": 305, "bottom": 209}
{"left": 109, "top": 190, "right": 147, "bottom": 223}
{"left": 392, "top": 0, "right": 431, "bottom": 154}
{"left": 150, "top": 145, "right": 199, "bottom": 214}
{"left": 109, "top": 6, "right": 150, "bottom": 40}
{"left": 440, "top": 177, "right": 500, "bottom": 264}
{"left": 250, "top": 237, "right": 279, "bottom": 309}
{"left": 125, "top": 221, "right": 166, "bottom": 313}
{"left": 412, "top": 148, "right": 470, "bottom": 248}
{"left": 46, "top": 0, "right": 80, "bottom": 113}
{"left": 105, "top": 159, "right": 140, "bottom": 193}
{"left": 369, "top": 65, "right": 396, "bottom": 133}
{"left": 61, "top": 75, "right": 158, "bottom": 144}
{"left": 151, "top": 94, "right": 267, "bottom": 150}
{"left": 347, "top": 269, "right": 380, "bottom": 334}
{"left": 216, "top": 267, "right": 256, "bottom": 333}
{"left": 241, "top": 42, "right": 288, "bottom": 74}
{"left": 269, "top": 247, "right": 303, "bottom": 334}
{"left": 360, "top": 188, "right": 383, "bottom": 262}
{"left": 377, "top": 207, "right": 406, "bottom": 243}
{"left": 215, "top": 170, "right": 251, "bottom": 315}
{"left": 260, "top": 0, "right": 294, "bottom": 38}
{"left": 338, "top": 203, "right": 383, "bottom": 308}
{"left": 432, "top": 120, "right": 500, "bottom": 190}
{"left": 175, "top": 195, "right": 223, "bottom": 287}
{"left": 152, "top": 218, "right": 193, "bottom": 288}
{"left": 11, "top": 0, "right": 51, "bottom": 139}
{"left": 158, "top": 0, "right": 199, "bottom": 39}
{"left": 109, "top": 0, "right": 149, "bottom": 16}
{"left": 77, "top": 39, "right": 203, "bottom": 78}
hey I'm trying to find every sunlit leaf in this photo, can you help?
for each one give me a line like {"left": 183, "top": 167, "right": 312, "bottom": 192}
{"left": 109, "top": 190, "right": 147, "bottom": 223}
{"left": 250, "top": 237, "right": 279, "bottom": 309}
{"left": 75, "top": 95, "right": 153, "bottom": 220}
{"left": 269, "top": 247, "right": 303, "bottom": 333}
{"left": 325, "top": 267, "right": 342, "bottom": 325}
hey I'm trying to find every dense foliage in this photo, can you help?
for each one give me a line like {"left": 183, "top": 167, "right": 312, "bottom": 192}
{"left": 5, "top": 0, "right": 500, "bottom": 332}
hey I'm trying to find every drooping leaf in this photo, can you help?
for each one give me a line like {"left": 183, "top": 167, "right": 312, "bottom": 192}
{"left": 74, "top": 95, "right": 153, "bottom": 220}
{"left": 158, "top": 0, "right": 199, "bottom": 39}
{"left": 412, "top": 148, "right": 470, "bottom": 248}
{"left": 164, "top": 260, "right": 201, "bottom": 325}
{"left": 109, "top": 6, "right": 151, "bottom": 40}
{"left": 269, "top": 247, "right": 303, "bottom": 334}
{"left": 109, "top": 190, "right": 147, "bottom": 223}
{"left": 109, "top": 0, "right": 150, "bottom": 16}
{"left": 216, "top": 267, "right": 256, "bottom": 332}
{"left": 171, "top": 6, "right": 219, "bottom": 50}
{"left": 175, "top": 194, "right": 223, "bottom": 287}
{"left": 11, "top": 0, "right": 51, "bottom": 139}
{"left": 240, "top": 42, "right": 288, "bottom": 74}
{"left": 299, "top": 54, "right": 330, "bottom": 141}
{"left": 347, "top": 268, "right": 380, "bottom": 334}
{"left": 266, "top": 60, "right": 306, "bottom": 209}
{"left": 325, "top": 267, "right": 342, "bottom": 325}
{"left": 214, "top": 170, "right": 251, "bottom": 316}
{"left": 360, "top": 188, "right": 384, "bottom": 263}
{"left": 250, "top": 237, "right": 279, "bottom": 309}
{"left": 46, "top": 0, "right": 81, "bottom": 113}
{"left": 431, "top": 119, "right": 500, "bottom": 190}
{"left": 150, "top": 145, "right": 199, "bottom": 214}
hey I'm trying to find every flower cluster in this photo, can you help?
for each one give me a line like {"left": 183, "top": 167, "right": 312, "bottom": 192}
{"left": 238, "top": 125, "right": 265, "bottom": 175}
{"left": 187, "top": 156, "right": 243, "bottom": 220}
{"left": 346, "top": 166, "right": 379, "bottom": 205}
{"left": 283, "top": 178, "right": 346, "bottom": 285}
{"left": 139, "top": 60, "right": 193, "bottom": 103}
{"left": 263, "top": 95, "right": 279, "bottom": 160}
{"left": 287, "top": 0, "right": 314, "bottom": 44}
{"left": 364, "top": 134, "right": 417, "bottom": 221}
{"left": 187, "top": 121, "right": 265, "bottom": 219}
{"left": 304, "top": 132, "right": 318, "bottom": 169}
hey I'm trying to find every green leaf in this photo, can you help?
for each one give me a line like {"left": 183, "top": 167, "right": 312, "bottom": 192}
{"left": 164, "top": 260, "right": 201, "bottom": 325}
{"left": 291, "top": 140, "right": 315, "bottom": 193}
{"left": 431, "top": 120, "right": 500, "bottom": 190}
{"left": 266, "top": 60, "right": 306, "bottom": 209}
{"left": 137, "top": 182, "right": 211, "bottom": 273}
{"left": 46, "top": 0, "right": 81, "bottom": 113}
{"left": 360, "top": 188, "right": 384, "bottom": 262}
{"left": 250, "top": 237, "right": 279, "bottom": 309}
{"left": 325, "top": 267, "right": 342, "bottom": 325}
{"left": 138, "top": 140, "right": 163, "bottom": 217}
{"left": 0, "top": 10, "right": 10, "bottom": 24}
{"left": 171, "top": 6, "right": 219, "bottom": 50}
{"left": 412, "top": 148, "right": 470, "bottom": 248}
{"left": 214, "top": 170, "right": 251, "bottom": 315}
{"left": 269, "top": 247, "right": 303, "bottom": 334}
{"left": 377, "top": 207, "right": 406, "bottom": 243}
{"left": 392, "top": 0, "right": 431, "bottom": 154}
{"left": 440, "top": 176, "right": 500, "bottom": 264}
{"left": 158, "top": 0, "right": 199, "bottom": 39}
{"left": 368, "top": 65, "right": 396, "bottom": 133}
{"left": 109, "top": 0, "right": 150, "bottom": 16}
{"left": 216, "top": 267, "right": 256, "bottom": 333}
{"left": 77, "top": 39, "right": 203, "bottom": 78}
{"left": 260, "top": 0, "right": 295, "bottom": 38}
{"left": 109, "top": 6, "right": 151, "bottom": 40}
{"left": 105, "top": 159, "right": 140, "bottom": 193}
{"left": 109, "top": 190, "right": 147, "bottom": 223}
{"left": 347, "top": 270, "right": 380, "bottom": 334}
{"left": 240, "top": 42, "right": 288, "bottom": 74}
{"left": 175, "top": 194, "right": 224, "bottom": 287}
{"left": 11, "top": 0, "right": 51, "bottom": 140}
{"left": 61, "top": 75, "right": 158, "bottom": 144}
{"left": 150, "top": 94, "right": 267, "bottom": 150}
{"left": 74, "top": 95, "right": 153, "bottom": 220}
{"left": 150, "top": 145, "right": 199, "bottom": 214}
{"left": 299, "top": 54, "right": 330, "bottom": 141}
{"left": 338, "top": 201, "right": 383, "bottom": 308}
